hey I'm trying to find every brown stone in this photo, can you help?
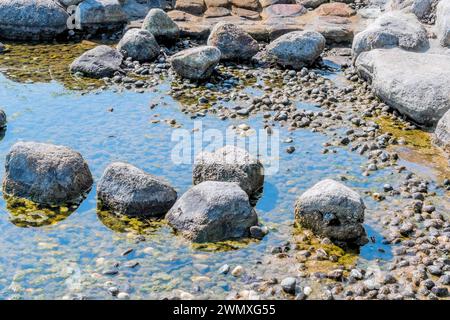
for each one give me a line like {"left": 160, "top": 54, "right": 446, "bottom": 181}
{"left": 313, "top": 16, "right": 354, "bottom": 43}
{"left": 316, "top": 3, "right": 356, "bottom": 17}
{"left": 266, "top": 23, "right": 304, "bottom": 40}
{"left": 261, "top": 4, "right": 307, "bottom": 19}
{"left": 245, "top": 23, "right": 270, "bottom": 41}
{"left": 168, "top": 10, "right": 202, "bottom": 22}
{"left": 205, "top": 0, "right": 230, "bottom": 7}
{"left": 232, "top": 6, "right": 261, "bottom": 19}
{"left": 231, "top": 0, "right": 260, "bottom": 10}
{"left": 175, "top": 0, "right": 206, "bottom": 16}
{"left": 177, "top": 22, "right": 211, "bottom": 39}
{"left": 260, "top": 0, "right": 296, "bottom": 8}
{"left": 205, "top": 6, "right": 231, "bottom": 17}
{"left": 297, "top": 0, "right": 327, "bottom": 9}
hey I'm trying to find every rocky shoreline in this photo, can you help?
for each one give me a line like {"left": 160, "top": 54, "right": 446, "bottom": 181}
{"left": 0, "top": 0, "right": 449, "bottom": 300}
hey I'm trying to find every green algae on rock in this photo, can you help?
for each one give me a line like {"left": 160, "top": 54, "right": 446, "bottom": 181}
{"left": 293, "top": 223, "right": 358, "bottom": 272}
{"left": 97, "top": 209, "right": 166, "bottom": 235}
{"left": 192, "top": 238, "right": 256, "bottom": 252}
{"left": 5, "top": 196, "right": 76, "bottom": 228}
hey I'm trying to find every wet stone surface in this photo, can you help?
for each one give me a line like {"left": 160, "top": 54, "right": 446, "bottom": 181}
{"left": 0, "top": 42, "right": 448, "bottom": 300}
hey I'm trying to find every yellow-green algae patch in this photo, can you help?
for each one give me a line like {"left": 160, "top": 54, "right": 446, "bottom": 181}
{"left": 5, "top": 196, "right": 76, "bottom": 228}
{"left": 375, "top": 116, "right": 432, "bottom": 149}
{"left": 293, "top": 223, "right": 358, "bottom": 273}
{"left": 0, "top": 41, "right": 104, "bottom": 90}
{"left": 97, "top": 209, "right": 166, "bottom": 235}
{"left": 374, "top": 115, "right": 450, "bottom": 182}
{"left": 192, "top": 238, "right": 256, "bottom": 252}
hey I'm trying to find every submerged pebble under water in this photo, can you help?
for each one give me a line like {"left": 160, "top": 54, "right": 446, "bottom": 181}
{"left": 0, "top": 57, "right": 447, "bottom": 299}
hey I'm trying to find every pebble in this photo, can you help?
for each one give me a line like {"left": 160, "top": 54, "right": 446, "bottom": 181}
{"left": 427, "top": 265, "right": 442, "bottom": 276}
{"left": 295, "top": 292, "right": 306, "bottom": 300}
{"left": 231, "top": 266, "right": 244, "bottom": 277}
{"left": 219, "top": 264, "right": 230, "bottom": 275}
{"left": 431, "top": 286, "right": 448, "bottom": 297}
{"left": 117, "top": 292, "right": 130, "bottom": 300}
{"left": 238, "top": 124, "right": 250, "bottom": 131}
{"left": 350, "top": 269, "right": 363, "bottom": 280}
{"left": 439, "top": 274, "right": 450, "bottom": 285}
{"left": 124, "top": 261, "right": 140, "bottom": 268}
{"left": 108, "top": 287, "right": 119, "bottom": 296}
{"left": 102, "top": 269, "right": 119, "bottom": 276}
{"left": 121, "top": 248, "right": 133, "bottom": 256}
{"left": 286, "top": 146, "right": 296, "bottom": 154}
{"left": 280, "top": 277, "right": 296, "bottom": 295}
{"left": 303, "top": 286, "right": 312, "bottom": 296}
{"left": 250, "top": 226, "right": 268, "bottom": 239}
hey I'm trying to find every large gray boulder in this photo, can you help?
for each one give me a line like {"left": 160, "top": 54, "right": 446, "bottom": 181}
{"left": 97, "top": 162, "right": 177, "bottom": 217}
{"left": 3, "top": 142, "right": 93, "bottom": 205}
{"left": 294, "top": 179, "right": 367, "bottom": 245}
{"left": 351, "top": 11, "right": 429, "bottom": 59}
{"left": 75, "top": 0, "right": 127, "bottom": 30}
{"left": 436, "top": 0, "right": 450, "bottom": 47}
{"left": 142, "top": 8, "right": 180, "bottom": 42}
{"left": 207, "top": 22, "right": 260, "bottom": 61}
{"left": 170, "top": 46, "right": 221, "bottom": 80}
{"left": 356, "top": 49, "right": 450, "bottom": 126}
{"left": 117, "top": 28, "right": 160, "bottom": 62}
{"left": 0, "top": 0, "right": 69, "bottom": 40}
{"left": 266, "top": 30, "right": 326, "bottom": 69}
{"left": 70, "top": 45, "right": 124, "bottom": 78}
{"left": 193, "top": 146, "right": 264, "bottom": 199}
{"left": 434, "top": 110, "right": 450, "bottom": 153}
{"left": 166, "top": 181, "right": 258, "bottom": 242}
